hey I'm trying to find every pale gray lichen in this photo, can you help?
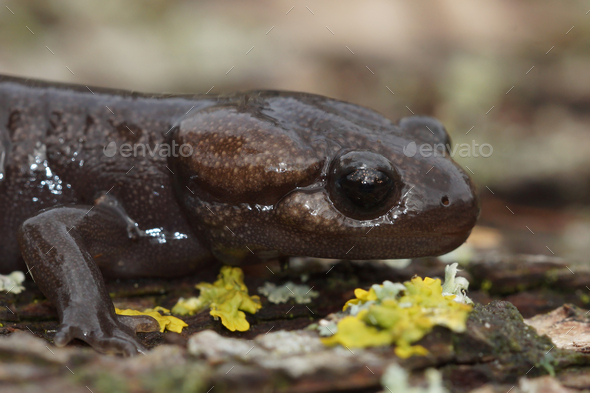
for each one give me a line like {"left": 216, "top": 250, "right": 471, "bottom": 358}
{"left": 380, "top": 258, "right": 412, "bottom": 269}
{"left": 313, "top": 311, "right": 345, "bottom": 336}
{"left": 188, "top": 330, "right": 266, "bottom": 362}
{"left": 317, "top": 319, "right": 339, "bottom": 337}
{"left": 380, "top": 364, "right": 447, "bottom": 393}
{"left": 347, "top": 280, "right": 406, "bottom": 317}
{"left": 188, "top": 329, "right": 369, "bottom": 378}
{"left": 255, "top": 330, "right": 324, "bottom": 355}
{"left": 438, "top": 243, "right": 474, "bottom": 266}
{"left": 258, "top": 281, "right": 319, "bottom": 304}
{"left": 372, "top": 280, "right": 406, "bottom": 301}
{"left": 0, "top": 271, "right": 25, "bottom": 294}
{"left": 441, "top": 263, "right": 473, "bottom": 305}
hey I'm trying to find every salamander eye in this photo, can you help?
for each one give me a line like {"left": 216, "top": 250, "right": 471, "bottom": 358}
{"left": 338, "top": 168, "right": 392, "bottom": 209}
{"left": 328, "top": 151, "right": 401, "bottom": 220}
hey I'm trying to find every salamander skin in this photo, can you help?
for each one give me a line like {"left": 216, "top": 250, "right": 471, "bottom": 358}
{"left": 0, "top": 74, "right": 479, "bottom": 356}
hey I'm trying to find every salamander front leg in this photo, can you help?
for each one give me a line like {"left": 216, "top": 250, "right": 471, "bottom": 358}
{"left": 17, "top": 204, "right": 158, "bottom": 356}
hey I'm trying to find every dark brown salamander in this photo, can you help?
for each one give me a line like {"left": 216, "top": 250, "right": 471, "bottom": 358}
{"left": 0, "top": 74, "right": 479, "bottom": 356}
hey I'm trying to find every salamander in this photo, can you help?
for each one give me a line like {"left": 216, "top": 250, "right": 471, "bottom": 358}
{"left": 0, "top": 74, "right": 479, "bottom": 355}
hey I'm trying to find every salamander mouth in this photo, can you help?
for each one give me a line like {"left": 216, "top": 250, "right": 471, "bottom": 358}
{"left": 427, "top": 229, "right": 473, "bottom": 238}
{"left": 357, "top": 228, "right": 473, "bottom": 239}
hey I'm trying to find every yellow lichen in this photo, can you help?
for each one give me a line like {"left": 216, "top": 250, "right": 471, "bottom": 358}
{"left": 115, "top": 306, "right": 188, "bottom": 333}
{"left": 322, "top": 316, "right": 392, "bottom": 348}
{"left": 343, "top": 287, "right": 379, "bottom": 310}
{"left": 322, "top": 263, "right": 472, "bottom": 358}
{"left": 171, "top": 266, "right": 261, "bottom": 332}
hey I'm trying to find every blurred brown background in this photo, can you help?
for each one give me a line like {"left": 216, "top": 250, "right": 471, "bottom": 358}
{"left": 1, "top": 0, "right": 589, "bottom": 262}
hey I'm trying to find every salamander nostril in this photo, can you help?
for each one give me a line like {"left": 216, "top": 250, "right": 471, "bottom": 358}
{"left": 441, "top": 195, "right": 450, "bottom": 206}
